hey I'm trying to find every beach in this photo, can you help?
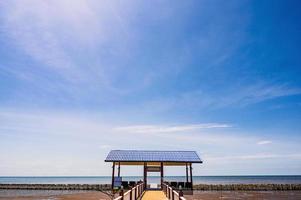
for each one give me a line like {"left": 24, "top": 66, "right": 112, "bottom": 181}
{"left": 1, "top": 190, "right": 301, "bottom": 200}
{"left": 187, "top": 191, "right": 301, "bottom": 200}
{"left": 1, "top": 176, "right": 301, "bottom": 199}
{"left": 0, "top": 190, "right": 109, "bottom": 200}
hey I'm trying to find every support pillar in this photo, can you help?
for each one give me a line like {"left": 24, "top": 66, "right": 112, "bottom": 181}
{"left": 143, "top": 162, "right": 147, "bottom": 189}
{"left": 186, "top": 163, "right": 189, "bottom": 183}
{"left": 111, "top": 162, "right": 115, "bottom": 189}
{"left": 118, "top": 162, "right": 121, "bottom": 177}
{"left": 160, "top": 162, "right": 164, "bottom": 188}
{"left": 189, "top": 163, "right": 193, "bottom": 190}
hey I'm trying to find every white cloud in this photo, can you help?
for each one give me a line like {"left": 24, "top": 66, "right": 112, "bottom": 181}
{"left": 0, "top": 109, "right": 301, "bottom": 175}
{"left": 0, "top": 0, "right": 143, "bottom": 92}
{"left": 2, "top": 1, "right": 91, "bottom": 79}
{"left": 232, "top": 83, "right": 301, "bottom": 106}
{"left": 206, "top": 153, "right": 301, "bottom": 161}
{"left": 99, "top": 145, "right": 112, "bottom": 149}
{"left": 257, "top": 140, "right": 272, "bottom": 145}
{"left": 149, "top": 82, "right": 301, "bottom": 112}
{"left": 114, "top": 123, "right": 231, "bottom": 133}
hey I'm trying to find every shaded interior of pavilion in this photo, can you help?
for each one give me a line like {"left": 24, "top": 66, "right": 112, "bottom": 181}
{"left": 111, "top": 161, "right": 195, "bottom": 190}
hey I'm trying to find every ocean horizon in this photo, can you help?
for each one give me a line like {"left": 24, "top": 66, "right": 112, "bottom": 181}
{"left": 1, "top": 175, "right": 301, "bottom": 185}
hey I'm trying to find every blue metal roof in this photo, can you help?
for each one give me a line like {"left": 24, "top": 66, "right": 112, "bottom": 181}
{"left": 105, "top": 150, "right": 202, "bottom": 163}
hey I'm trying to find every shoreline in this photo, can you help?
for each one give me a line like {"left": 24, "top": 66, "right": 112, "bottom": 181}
{"left": 1, "top": 183, "right": 301, "bottom": 191}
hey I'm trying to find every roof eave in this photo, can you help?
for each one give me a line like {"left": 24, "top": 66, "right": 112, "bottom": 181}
{"left": 104, "top": 160, "right": 203, "bottom": 163}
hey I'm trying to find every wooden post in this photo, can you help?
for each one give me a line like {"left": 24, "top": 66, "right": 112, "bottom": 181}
{"left": 111, "top": 162, "right": 115, "bottom": 190}
{"left": 160, "top": 162, "right": 164, "bottom": 189}
{"left": 139, "top": 185, "right": 144, "bottom": 196}
{"left": 118, "top": 162, "right": 121, "bottom": 177}
{"left": 186, "top": 163, "right": 189, "bottom": 183}
{"left": 139, "top": 185, "right": 141, "bottom": 198}
{"left": 190, "top": 163, "right": 193, "bottom": 190}
{"left": 130, "top": 189, "right": 132, "bottom": 200}
{"left": 172, "top": 188, "right": 174, "bottom": 200}
{"left": 143, "top": 162, "right": 147, "bottom": 189}
{"left": 179, "top": 188, "right": 184, "bottom": 198}
{"left": 134, "top": 186, "right": 137, "bottom": 200}
{"left": 119, "top": 188, "right": 124, "bottom": 200}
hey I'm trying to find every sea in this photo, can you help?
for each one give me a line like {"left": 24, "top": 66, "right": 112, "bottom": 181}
{"left": 1, "top": 176, "right": 301, "bottom": 184}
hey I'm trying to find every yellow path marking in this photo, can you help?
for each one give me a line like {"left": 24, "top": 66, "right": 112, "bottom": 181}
{"left": 142, "top": 191, "right": 168, "bottom": 200}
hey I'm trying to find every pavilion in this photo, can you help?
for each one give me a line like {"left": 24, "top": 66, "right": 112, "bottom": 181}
{"left": 105, "top": 150, "right": 202, "bottom": 190}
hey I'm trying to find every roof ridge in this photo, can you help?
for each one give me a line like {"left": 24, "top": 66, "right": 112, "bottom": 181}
{"left": 111, "top": 150, "right": 197, "bottom": 152}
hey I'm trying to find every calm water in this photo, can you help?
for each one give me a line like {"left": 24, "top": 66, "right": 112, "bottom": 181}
{"left": 1, "top": 176, "right": 301, "bottom": 184}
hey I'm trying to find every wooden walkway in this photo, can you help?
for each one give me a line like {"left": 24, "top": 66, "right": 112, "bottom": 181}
{"left": 142, "top": 191, "right": 168, "bottom": 200}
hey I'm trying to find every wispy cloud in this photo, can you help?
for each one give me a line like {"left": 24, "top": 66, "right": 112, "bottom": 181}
{"left": 206, "top": 153, "right": 301, "bottom": 161}
{"left": 147, "top": 82, "right": 301, "bottom": 112}
{"left": 257, "top": 140, "right": 272, "bottom": 145}
{"left": 99, "top": 144, "right": 112, "bottom": 149}
{"left": 209, "top": 82, "right": 301, "bottom": 107}
{"left": 114, "top": 123, "right": 231, "bottom": 133}
{"left": 230, "top": 83, "right": 301, "bottom": 106}
{"left": 2, "top": 1, "right": 299, "bottom": 112}
{"left": 1, "top": 0, "right": 301, "bottom": 176}
{"left": 2, "top": 1, "right": 91, "bottom": 80}
{"left": 0, "top": 109, "right": 300, "bottom": 175}
{"left": 0, "top": 0, "right": 148, "bottom": 94}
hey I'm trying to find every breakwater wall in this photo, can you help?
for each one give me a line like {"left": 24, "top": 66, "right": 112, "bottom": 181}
{"left": 1, "top": 184, "right": 301, "bottom": 191}
{"left": 193, "top": 184, "right": 301, "bottom": 191}
{"left": 0, "top": 184, "right": 111, "bottom": 190}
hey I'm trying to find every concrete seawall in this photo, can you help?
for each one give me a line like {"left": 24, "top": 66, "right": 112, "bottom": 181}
{"left": 193, "top": 184, "right": 301, "bottom": 191}
{"left": 1, "top": 184, "right": 301, "bottom": 191}
{"left": 0, "top": 184, "right": 111, "bottom": 190}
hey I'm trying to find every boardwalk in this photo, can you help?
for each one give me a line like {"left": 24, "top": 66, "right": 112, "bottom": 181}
{"left": 142, "top": 191, "right": 168, "bottom": 200}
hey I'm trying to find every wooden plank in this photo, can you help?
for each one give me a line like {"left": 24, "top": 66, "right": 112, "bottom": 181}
{"left": 142, "top": 191, "right": 168, "bottom": 200}
{"left": 146, "top": 166, "right": 161, "bottom": 172}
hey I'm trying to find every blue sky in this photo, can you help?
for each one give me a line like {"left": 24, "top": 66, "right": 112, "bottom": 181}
{"left": 0, "top": 0, "right": 301, "bottom": 176}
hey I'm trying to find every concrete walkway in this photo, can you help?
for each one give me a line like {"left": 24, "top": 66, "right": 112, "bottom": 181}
{"left": 142, "top": 191, "right": 168, "bottom": 200}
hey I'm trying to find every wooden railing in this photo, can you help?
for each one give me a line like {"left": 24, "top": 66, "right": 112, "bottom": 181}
{"left": 114, "top": 182, "right": 145, "bottom": 200}
{"left": 162, "top": 183, "right": 186, "bottom": 200}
